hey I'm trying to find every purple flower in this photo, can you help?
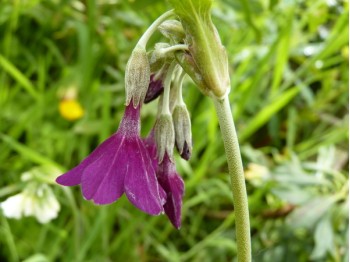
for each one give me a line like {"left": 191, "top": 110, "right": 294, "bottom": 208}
{"left": 143, "top": 129, "right": 158, "bottom": 170}
{"left": 56, "top": 104, "right": 166, "bottom": 215}
{"left": 156, "top": 153, "right": 185, "bottom": 229}
{"left": 144, "top": 74, "right": 164, "bottom": 103}
{"left": 144, "top": 129, "right": 185, "bottom": 229}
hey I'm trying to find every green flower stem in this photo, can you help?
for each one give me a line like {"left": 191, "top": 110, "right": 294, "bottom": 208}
{"left": 137, "top": 10, "right": 174, "bottom": 48}
{"left": 212, "top": 95, "right": 251, "bottom": 262}
{"left": 161, "top": 44, "right": 189, "bottom": 55}
{"left": 161, "top": 61, "right": 177, "bottom": 115}
{"left": 175, "top": 69, "right": 186, "bottom": 105}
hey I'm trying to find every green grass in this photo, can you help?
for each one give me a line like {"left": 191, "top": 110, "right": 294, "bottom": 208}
{"left": 0, "top": 0, "right": 348, "bottom": 261}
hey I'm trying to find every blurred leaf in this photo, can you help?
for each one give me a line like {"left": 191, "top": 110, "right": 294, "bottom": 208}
{"left": 310, "top": 215, "right": 334, "bottom": 260}
{"left": 287, "top": 196, "right": 336, "bottom": 229}
{"left": 0, "top": 134, "right": 63, "bottom": 170}
{"left": 0, "top": 54, "right": 39, "bottom": 100}
{"left": 22, "top": 254, "right": 49, "bottom": 262}
{"left": 239, "top": 87, "right": 299, "bottom": 142}
{"left": 272, "top": 186, "right": 313, "bottom": 205}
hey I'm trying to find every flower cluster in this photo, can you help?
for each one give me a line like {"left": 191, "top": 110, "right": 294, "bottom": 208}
{"left": 56, "top": 10, "right": 198, "bottom": 229}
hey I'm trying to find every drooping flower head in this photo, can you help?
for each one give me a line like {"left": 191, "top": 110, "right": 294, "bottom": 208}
{"left": 56, "top": 8, "right": 198, "bottom": 229}
{"left": 56, "top": 104, "right": 166, "bottom": 215}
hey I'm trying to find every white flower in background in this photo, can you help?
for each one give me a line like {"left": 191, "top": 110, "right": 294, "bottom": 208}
{"left": 0, "top": 165, "right": 62, "bottom": 224}
{"left": 245, "top": 163, "right": 270, "bottom": 186}
{"left": 0, "top": 194, "right": 24, "bottom": 219}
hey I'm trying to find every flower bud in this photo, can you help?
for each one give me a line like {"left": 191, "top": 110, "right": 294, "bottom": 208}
{"left": 144, "top": 74, "right": 164, "bottom": 103}
{"left": 172, "top": 104, "right": 192, "bottom": 160}
{"left": 149, "top": 43, "right": 172, "bottom": 72}
{"left": 158, "top": 20, "right": 186, "bottom": 43}
{"left": 154, "top": 113, "right": 175, "bottom": 163}
{"left": 125, "top": 44, "right": 150, "bottom": 107}
{"left": 180, "top": 141, "right": 191, "bottom": 160}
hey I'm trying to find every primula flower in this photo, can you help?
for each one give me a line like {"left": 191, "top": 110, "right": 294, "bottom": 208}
{"left": 0, "top": 184, "right": 60, "bottom": 224}
{"left": 144, "top": 130, "right": 185, "bottom": 228}
{"left": 156, "top": 153, "right": 185, "bottom": 229}
{"left": 143, "top": 129, "right": 158, "bottom": 170}
{"left": 144, "top": 74, "right": 164, "bottom": 103}
{"left": 56, "top": 104, "right": 166, "bottom": 215}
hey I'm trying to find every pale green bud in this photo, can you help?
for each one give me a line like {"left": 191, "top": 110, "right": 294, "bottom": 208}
{"left": 154, "top": 113, "right": 175, "bottom": 163}
{"left": 173, "top": 104, "right": 192, "bottom": 160}
{"left": 158, "top": 20, "right": 186, "bottom": 43}
{"left": 125, "top": 44, "right": 150, "bottom": 107}
{"left": 149, "top": 43, "right": 171, "bottom": 72}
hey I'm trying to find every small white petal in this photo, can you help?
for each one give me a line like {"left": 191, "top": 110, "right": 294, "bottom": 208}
{"left": 22, "top": 194, "right": 36, "bottom": 217}
{"left": 0, "top": 194, "right": 25, "bottom": 219}
{"left": 34, "top": 186, "right": 60, "bottom": 224}
{"left": 1, "top": 183, "right": 60, "bottom": 224}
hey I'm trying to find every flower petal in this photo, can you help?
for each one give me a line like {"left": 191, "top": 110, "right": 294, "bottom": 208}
{"left": 56, "top": 134, "right": 117, "bottom": 186}
{"left": 157, "top": 154, "right": 185, "bottom": 229}
{"left": 0, "top": 194, "right": 24, "bottom": 219}
{"left": 143, "top": 129, "right": 158, "bottom": 171}
{"left": 81, "top": 135, "right": 126, "bottom": 205}
{"left": 161, "top": 174, "right": 184, "bottom": 229}
{"left": 124, "top": 138, "right": 165, "bottom": 215}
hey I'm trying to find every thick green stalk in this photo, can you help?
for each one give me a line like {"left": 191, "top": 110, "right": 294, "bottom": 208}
{"left": 212, "top": 95, "right": 251, "bottom": 262}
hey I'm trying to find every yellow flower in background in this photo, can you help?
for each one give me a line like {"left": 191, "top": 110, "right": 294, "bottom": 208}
{"left": 59, "top": 99, "right": 84, "bottom": 121}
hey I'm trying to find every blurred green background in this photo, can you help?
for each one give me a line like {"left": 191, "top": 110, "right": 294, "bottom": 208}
{"left": 0, "top": 0, "right": 348, "bottom": 261}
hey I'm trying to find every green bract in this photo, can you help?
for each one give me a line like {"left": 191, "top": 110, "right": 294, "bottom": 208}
{"left": 169, "top": 0, "right": 230, "bottom": 98}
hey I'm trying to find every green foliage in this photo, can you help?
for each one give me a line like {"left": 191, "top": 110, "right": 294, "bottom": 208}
{"left": 0, "top": 0, "right": 348, "bottom": 261}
